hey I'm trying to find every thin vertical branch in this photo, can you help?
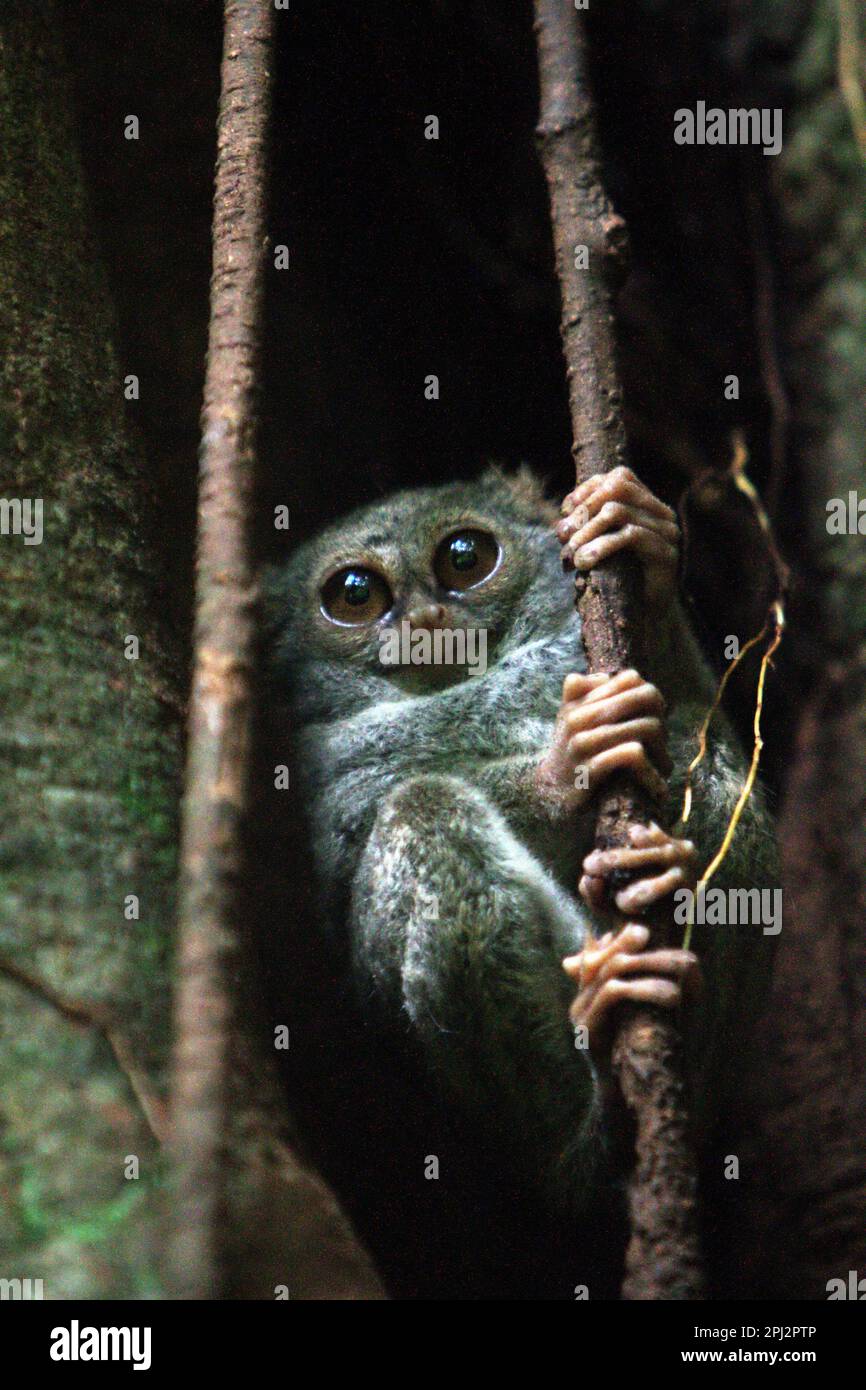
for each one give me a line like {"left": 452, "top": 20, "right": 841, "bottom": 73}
{"left": 532, "top": 0, "right": 704, "bottom": 1299}
{"left": 168, "top": 0, "right": 274, "bottom": 1299}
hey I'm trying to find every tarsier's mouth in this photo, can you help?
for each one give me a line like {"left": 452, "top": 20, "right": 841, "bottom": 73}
{"left": 376, "top": 619, "right": 493, "bottom": 684}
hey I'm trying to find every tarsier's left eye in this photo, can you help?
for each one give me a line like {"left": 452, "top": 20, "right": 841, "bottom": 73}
{"left": 434, "top": 529, "right": 500, "bottom": 592}
{"left": 320, "top": 566, "right": 393, "bottom": 625}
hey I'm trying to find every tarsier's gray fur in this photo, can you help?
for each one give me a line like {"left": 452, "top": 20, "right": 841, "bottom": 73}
{"left": 266, "top": 466, "right": 777, "bottom": 1211}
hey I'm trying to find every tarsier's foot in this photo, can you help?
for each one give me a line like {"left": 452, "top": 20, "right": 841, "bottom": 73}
{"left": 555, "top": 465, "right": 679, "bottom": 606}
{"left": 563, "top": 921, "right": 701, "bottom": 1054}
{"left": 579, "top": 820, "right": 698, "bottom": 917}
{"left": 535, "top": 669, "right": 671, "bottom": 811}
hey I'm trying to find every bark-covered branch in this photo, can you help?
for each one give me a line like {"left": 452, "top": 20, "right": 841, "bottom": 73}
{"left": 168, "top": 0, "right": 275, "bottom": 1300}
{"left": 168, "top": 0, "right": 385, "bottom": 1301}
{"left": 532, "top": 0, "right": 703, "bottom": 1300}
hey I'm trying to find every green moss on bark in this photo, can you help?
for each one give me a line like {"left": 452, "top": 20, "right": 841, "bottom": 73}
{"left": 0, "top": 6, "right": 180, "bottom": 1297}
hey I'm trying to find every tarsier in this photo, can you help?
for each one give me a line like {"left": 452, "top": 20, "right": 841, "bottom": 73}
{"left": 268, "top": 465, "right": 776, "bottom": 1211}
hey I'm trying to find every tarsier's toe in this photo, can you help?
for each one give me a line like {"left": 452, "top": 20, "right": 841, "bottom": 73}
{"left": 614, "top": 864, "right": 692, "bottom": 915}
{"left": 564, "top": 921, "right": 701, "bottom": 1050}
{"left": 578, "top": 975, "right": 679, "bottom": 1022}
{"left": 580, "top": 825, "right": 697, "bottom": 914}
{"left": 563, "top": 922, "right": 649, "bottom": 988}
{"left": 578, "top": 871, "right": 608, "bottom": 911}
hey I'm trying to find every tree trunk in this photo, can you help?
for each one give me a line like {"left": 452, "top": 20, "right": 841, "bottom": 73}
{"left": 0, "top": 1, "right": 384, "bottom": 1301}
{"left": 0, "top": 3, "right": 178, "bottom": 1297}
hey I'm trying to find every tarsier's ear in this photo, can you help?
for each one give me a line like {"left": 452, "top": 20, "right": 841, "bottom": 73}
{"left": 480, "top": 462, "right": 559, "bottom": 525}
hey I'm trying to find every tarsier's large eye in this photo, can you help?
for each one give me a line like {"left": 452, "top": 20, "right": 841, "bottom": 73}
{"left": 434, "top": 529, "right": 500, "bottom": 592}
{"left": 321, "top": 566, "right": 393, "bottom": 625}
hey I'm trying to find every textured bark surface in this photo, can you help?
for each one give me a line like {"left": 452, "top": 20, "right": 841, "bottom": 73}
{"left": 0, "top": 5, "right": 178, "bottom": 1297}
{"left": 533, "top": 0, "right": 703, "bottom": 1299}
{"left": 169, "top": 0, "right": 385, "bottom": 1300}
{"left": 168, "top": 0, "right": 274, "bottom": 1301}
{"left": 0, "top": 0, "right": 383, "bottom": 1304}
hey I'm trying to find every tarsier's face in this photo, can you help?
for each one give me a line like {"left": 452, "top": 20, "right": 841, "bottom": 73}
{"left": 307, "top": 500, "right": 534, "bottom": 691}
{"left": 318, "top": 516, "right": 514, "bottom": 689}
{"left": 270, "top": 468, "right": 571, "bottom": 697}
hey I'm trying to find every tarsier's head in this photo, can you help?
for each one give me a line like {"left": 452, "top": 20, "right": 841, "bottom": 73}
{"left": 267, "top": 465, "right": 575, "bottom": 714}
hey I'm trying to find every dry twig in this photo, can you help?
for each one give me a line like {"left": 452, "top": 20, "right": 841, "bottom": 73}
{"left": 0, "top": 953, "right": 169, "bottom": 1143}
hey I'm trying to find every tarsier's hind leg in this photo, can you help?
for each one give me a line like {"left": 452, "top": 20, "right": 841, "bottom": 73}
{"left": 352, "top": 773, "right": 601, "bottom": 1199}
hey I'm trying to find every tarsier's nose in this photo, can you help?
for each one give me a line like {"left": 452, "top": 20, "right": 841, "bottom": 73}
{"left": 407, "top": 602, "right": 447, "bottom": 631}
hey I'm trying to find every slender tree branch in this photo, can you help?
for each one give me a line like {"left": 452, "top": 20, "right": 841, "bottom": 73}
{"left": 168, "top": 0, "right": 274, "bottom": 1300}
{"left": 532, "top": 0, "right": 704, "bottom": 1299}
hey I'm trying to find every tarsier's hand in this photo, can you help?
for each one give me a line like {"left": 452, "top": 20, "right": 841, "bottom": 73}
{"left": 556, "top": 465, "right": 679, "bottom": 607}
{"left": 536, "top": 669, "right": 671, "bottom": 811}
{"left": 563, "top": 920, "right": 701, "bottom": 1056}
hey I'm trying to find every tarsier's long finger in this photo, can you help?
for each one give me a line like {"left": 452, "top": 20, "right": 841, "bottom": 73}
{"left": 579, "top": 871, "right": 608, "bottom": 911}
{"left": 614, "top": 865, "right": 693, "bottom": 915}
{"left": 581, "top": 482, "right": 676, "bottom": 525}
{"left": 568, "top": 928, "right": 616, "bottom": 958}
{"left": 561, "top": 467, "right": 675, "bottom": 523}
{"left": 562, "top": 469, "right": 603, "bottom": 501}
{"left": 556, "top": 492, "right": 670, "bottom": 533}
{"left": 580, "top": 668, "right": 651, "bottom": 703}
{"left": 570, "top": 524, "right": 676, "bottom": 575}
{"left": 557, "top": 502, "right": 679, "bottom": 554}
{"left": 584, "top": 742, "right": 668, "bottom": 801}
{"left": 626, "top": 820, "right": 669, "bottom": 846}
{"left": 561, "top": 471, "right": 610, "bottom": 512}
{"left": 562, "top": 923, "right": 649, "bottom": 987}
{"left": 565, "top": 683, "right": 665, "bottom": 730}
{"left": 569, "top": 976, "right": 682, "bottom": 1035}
{"left": 592, "top": 946, "right": 702, "bottom": 1003}
{"left": 582, "top": 838, "right": 696, "bottom": 878}
{"left": 561, "top": 671, "right": 612, "bottom": 702}
{"left": 568, "top": 717, "right": 669, "bottom": 767}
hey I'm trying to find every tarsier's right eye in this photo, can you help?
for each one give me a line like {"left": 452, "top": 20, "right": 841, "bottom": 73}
{"left": 320, "top": 566, "right": 393, "bottom": 626}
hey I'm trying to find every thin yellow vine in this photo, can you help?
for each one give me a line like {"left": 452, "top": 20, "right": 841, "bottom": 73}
{"left": 679, "top": 434, "right": 787, "bottom": 950}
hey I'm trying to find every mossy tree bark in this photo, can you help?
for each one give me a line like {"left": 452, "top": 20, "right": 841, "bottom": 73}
{"left": 0, "top": 2, "right": 384, "bottom": 1301}
{"left": 0, "top": 5, "right": 178, "bottom": 1296}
